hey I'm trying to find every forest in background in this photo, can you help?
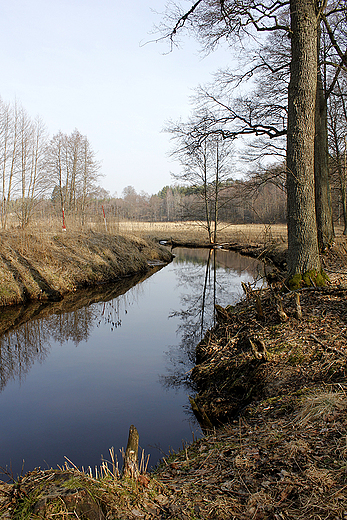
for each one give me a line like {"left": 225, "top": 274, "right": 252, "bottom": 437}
{"left": 0, "top": 88, "right": 346, "bottom": 234}
{"left": 0, "top": 94, "right": 288, "bottom": 231}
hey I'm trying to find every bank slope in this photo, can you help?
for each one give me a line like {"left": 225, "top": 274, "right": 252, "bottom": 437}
{"left": 0, "top": 230, "right": 173, "bottom": 306}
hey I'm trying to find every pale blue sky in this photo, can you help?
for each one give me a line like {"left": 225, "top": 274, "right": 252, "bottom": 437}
{"left": 0, "top": 0, "right": 233, "bottom": 196}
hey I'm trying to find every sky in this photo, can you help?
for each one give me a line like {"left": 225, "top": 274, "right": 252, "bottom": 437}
{"left": 0, "top": 0, "right": 234, "bottom": 197}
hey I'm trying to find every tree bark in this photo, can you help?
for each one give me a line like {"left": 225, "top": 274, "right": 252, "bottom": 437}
{"left": 314, "top": 33, "right": 334, "bottom": 250}
{"left": 287, "top": 0, "right": 321, "bottom": 276}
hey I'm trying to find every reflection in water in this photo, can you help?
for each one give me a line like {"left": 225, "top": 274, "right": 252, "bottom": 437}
{"left": 162, "top": 248, "right": 264, "bottom": 390}
{"left": 0, "top": 249, "right": 263, "bottom": 478}
{"left": 0, "top": 270, "right": 157, "bottom": 393}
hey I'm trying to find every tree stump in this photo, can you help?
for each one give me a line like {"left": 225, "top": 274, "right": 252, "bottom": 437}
{"left": 123, "top": 425, "right": 139, "bottom": 479}
{"left": 294, "top": 292, "right": 302, "bottom": 320}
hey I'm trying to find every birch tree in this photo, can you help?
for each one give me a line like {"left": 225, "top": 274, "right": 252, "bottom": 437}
{"left": 0, "top": 100, "right": 20, "bottom": 229}
{"left": 16, "top": 111, "right": 50, "bottom": 227}
{"left": 47, "top": 129, "right": 100, "bottom": 226}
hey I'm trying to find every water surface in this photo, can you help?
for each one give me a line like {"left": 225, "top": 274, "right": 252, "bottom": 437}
{"left": 0, "top": 248, "right": 263, "bottom": 478}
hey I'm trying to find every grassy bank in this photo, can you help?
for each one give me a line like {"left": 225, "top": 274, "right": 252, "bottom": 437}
{"left": 0, "top": 229, "right": 172, "bottom": 306}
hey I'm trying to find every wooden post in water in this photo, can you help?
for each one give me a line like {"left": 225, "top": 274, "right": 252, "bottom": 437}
{"left": 123, "top": 425, "right": 139, "bottom": 479}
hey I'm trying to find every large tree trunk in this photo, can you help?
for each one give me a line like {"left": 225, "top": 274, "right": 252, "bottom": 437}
{"left": 341, "top": 183, "right": 347, "bottom": 235}
{"left": 314, "top": 33, "right": 334, "bottom": 250}
{"left": 286, "top": 0, "right": 321, "bottom": 277}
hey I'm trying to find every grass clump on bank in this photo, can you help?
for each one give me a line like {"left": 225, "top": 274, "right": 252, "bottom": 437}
{"left": 0, "top": 229, "right": 172, "bottom": 307}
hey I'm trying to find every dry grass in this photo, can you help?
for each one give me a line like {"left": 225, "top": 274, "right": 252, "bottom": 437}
{"left": 0, "top": 227, "right": 172, "bottom": 306}
{"left": 24, "top": 216, "right": 288, "bottom": 243}
{"left": 115, "top": 220, "right": 288, "bottom": 245}
{"left": 19, "top": 217, "right": 289, "bottom": 245}
{"left": 6, "top": 216, "right": 347, "bottom": 246}
{"left": 122, "top": 220, "right": 347, "bottom": 247}
{"left": 295, "top": 390, "right": 347, "bottom": 426}
{"left": 0, "top": 449, "right": 167, "bottom": 520}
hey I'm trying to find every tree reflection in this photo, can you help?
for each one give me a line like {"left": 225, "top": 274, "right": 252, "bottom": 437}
{"left": 0, "top": 321, "right": 50, "bottom": 391}
{"left": 0, "top": 268, "right": 160, "bottom": 392}
{"left": 161, "top": 248, "right": 264, "bottom": 390}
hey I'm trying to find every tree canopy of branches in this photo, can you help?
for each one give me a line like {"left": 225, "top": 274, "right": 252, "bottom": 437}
{"left": 167, "top": 115, "right": 234, "bottom": 242}
{"left": 0, "top": 97, "right": 102, "bottom": 229}
{"left": 0, "top": 99, "right": 51, "bottom": 228}
{"left": 158, "top": 0, "right": 347, "bottom": 278}
{"left": 47, "top": 129, "right": 101, "bottom": 226}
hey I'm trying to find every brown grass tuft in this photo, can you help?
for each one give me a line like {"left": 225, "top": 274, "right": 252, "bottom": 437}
{"left": 295, "top": 390, "right": 347, "bottom": 426}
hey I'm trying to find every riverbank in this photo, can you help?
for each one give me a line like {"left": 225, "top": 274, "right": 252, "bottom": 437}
{"left": 0, "top": 230, "right": 173, "bottom": 306}
{"left": 1, "top": 235, "right": 347, "bottom": 519}
{"left": 166, "top": 238, "right": 287, "bottom": 271}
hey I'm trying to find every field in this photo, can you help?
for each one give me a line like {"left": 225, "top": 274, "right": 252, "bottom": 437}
{"left": 113, "top": 220, "right": 288, "bottom": 245}
{"left": 27, "top": 216, "right": 347, "bottom": 248}
{"left": 4, "top": 217, "right": 290, "bottom": 248}
{"left": 73, "top": 218, "right": 346, "bottom": 245}
{"left": 7, "top": 215, "right": 288, "bottom": 243}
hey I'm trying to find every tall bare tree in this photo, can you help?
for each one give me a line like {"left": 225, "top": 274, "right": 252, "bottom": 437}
{"left": 0, "top": 99, "right": 16, "bottom": 229}
{"left": 168, "top": 115, "right": 234, "bottom": 243}
{"left": 47, "top": 129, "right": 100, "bottom": 226}
{"left": 159, "top": 0, "right": 347, "bottom": 277}
{"left": 16, "top": 112, "right": 50, "bottom": 227}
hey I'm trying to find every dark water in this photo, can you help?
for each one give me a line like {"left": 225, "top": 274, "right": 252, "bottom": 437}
{"left": 0, "top": 248, "right": 263, "bottom": 479}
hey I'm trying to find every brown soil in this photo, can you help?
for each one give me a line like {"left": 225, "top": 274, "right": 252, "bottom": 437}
{"left": 1, "top": 237, "right": 347, "bottom": 519}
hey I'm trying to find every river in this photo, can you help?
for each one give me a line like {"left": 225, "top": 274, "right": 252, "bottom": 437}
{"left": 0, "top": 247, "right": 264, "bottom": 479}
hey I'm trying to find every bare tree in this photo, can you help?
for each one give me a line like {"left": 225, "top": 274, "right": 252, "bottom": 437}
{"left": 46, "top": 131, "right": 67, "bottom": 223}
{"left": 189, "top": 15, "right": 341, "bottom": 250}
{"left": 79, "top": 136, "right": 101, "bottom": 225}
{"left": 15, "top": 113, "right": 50, "bottom": 227}
{"left": 0, "top": 99, "right": 17, "bottom": 229}
{"left": 168, "top": 115, "right": 234, "bottom": 243}
{"left": 47, "top": 129, "right": 101, "bottom": 227}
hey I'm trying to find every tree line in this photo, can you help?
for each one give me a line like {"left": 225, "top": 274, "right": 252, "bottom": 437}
{"left": 100, "top": 178, "right": 286, "bottom": 228}
{"left": 103, "top": 150, "right": 347, "bottom": 231}
{"left": 0, "top": 92, "right": 289, "bottom": 230}
{"left": 0, "top": 98, "right": 101, "bottom": 229}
